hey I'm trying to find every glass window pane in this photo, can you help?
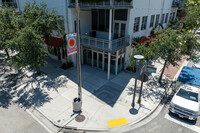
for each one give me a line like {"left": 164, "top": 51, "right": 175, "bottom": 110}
{"left": 92, "top": 9, "right": 98, "bottom": 30}
{"left": 120, "top": 23, "right": 126, "bottom": 37}
{"left": 114, "top": 9, "right": 128, "bottom": 21}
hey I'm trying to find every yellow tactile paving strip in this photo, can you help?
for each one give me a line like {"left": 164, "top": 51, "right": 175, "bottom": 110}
{"left": 107, "top": 118, "right": 128, "bottom": 128}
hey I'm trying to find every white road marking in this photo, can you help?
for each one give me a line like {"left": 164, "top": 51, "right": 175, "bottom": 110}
{"left": 164, "top": 113, "right": 200, "bottom": 133}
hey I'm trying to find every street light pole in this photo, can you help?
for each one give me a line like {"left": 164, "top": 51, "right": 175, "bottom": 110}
{"left": 76, "top": 0, "right": 82, "bottom": 103}
{"left": 131, "top": 55, "right": 144, "bottom": 108}
{"left": 138, "top": 63, "right": 146, "bottom": 104}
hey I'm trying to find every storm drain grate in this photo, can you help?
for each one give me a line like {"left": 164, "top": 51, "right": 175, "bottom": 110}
{"left": 75, "top": 115, "right": 85, "bottom": 122}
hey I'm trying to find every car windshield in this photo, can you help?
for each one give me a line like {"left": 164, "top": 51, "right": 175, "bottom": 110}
{"left": 177, "top": 88, "right": 198, "bottom": 102}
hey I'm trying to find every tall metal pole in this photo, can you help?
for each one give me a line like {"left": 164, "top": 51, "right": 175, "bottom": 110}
{"left": 131, "top": 60, "right": 138, "bottom": 107}
{"left": 76, "top": 0, "right": 82, "bottom": 101}
{"left": 138, "top": 64, "right": 146, "bottom": 104}
{"left": 131, "top": 55, "right": 144, "bottom": 108}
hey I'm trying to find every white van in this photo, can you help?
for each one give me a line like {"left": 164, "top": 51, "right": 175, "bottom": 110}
{"left": 169, "top": 84, "right": 200, "bottom": 120}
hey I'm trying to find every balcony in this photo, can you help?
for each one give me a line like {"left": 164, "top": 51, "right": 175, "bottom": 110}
{"left": 69, "top": 0, "right": 133, "bottom": 9}
{"left": 2, "top": 2, "right": 17, "bottom": 8}
{"left": 80, "top": 35, "right": 130, "bottom": 52}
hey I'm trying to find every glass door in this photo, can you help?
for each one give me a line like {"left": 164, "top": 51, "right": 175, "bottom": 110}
{"left": 114, "top": 21, "right": 126, "bottom": 39}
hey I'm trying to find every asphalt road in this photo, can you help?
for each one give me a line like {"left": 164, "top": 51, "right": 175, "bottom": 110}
{"left": 0, "top": 102, "right": 49, "bottom": 133}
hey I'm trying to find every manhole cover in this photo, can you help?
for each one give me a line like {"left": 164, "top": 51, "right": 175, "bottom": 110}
{"left": 75, "top": 115, "right": 85, "bottom": 122}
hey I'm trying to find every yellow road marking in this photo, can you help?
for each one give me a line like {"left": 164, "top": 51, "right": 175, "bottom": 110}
{"left": 107, "top": 118, "right": 128, "bottom": 128}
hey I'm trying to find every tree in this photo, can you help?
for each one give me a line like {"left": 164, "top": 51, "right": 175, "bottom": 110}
{"left": 11, "top": 1, "right": 63, "bottom": 75}
{"left": 153, "top": 28, "right": 182, "bottom": 83}
{"left": 177, "top": 0, "right": 200, "bottom": 32}
{"left": 0, "top": 6, "right": 18, "bottom": 58}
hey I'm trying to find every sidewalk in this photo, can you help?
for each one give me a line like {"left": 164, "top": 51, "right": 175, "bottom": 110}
{"left": 0, "top": 55, "right": 188, "bottom": 132}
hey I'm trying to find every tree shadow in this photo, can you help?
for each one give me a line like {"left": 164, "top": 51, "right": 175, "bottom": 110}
{"left": 0, "top": 54, "right": 68, "bottom": 109}
{"left": 0, "top": 90, "right": 12, "bottom": 108}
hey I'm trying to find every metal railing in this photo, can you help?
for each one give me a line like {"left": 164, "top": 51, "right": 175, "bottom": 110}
{"left": 2, "top": 2, "right": 17, "bottom": 8}
{"left": 80, "top": 35, "right": 130, "bottom": 52}
{"left": 69, "top": 0, "right": 133, "bottom": 8}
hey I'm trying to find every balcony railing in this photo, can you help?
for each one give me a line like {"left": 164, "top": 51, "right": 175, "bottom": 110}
{"left": 69, "top": 0, "right": 133, "bottom": 9}
{"left": 2, "top": 2, "right": 17, "bottom": 8}
{"left": 80, "top": 35, "right": 130, "bottom": 52}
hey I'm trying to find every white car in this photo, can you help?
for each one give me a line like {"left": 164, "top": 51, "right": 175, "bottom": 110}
{"left": 169, "top": 84, "right": 200, "bottom": 120}
{"left": 193, "top": 58, "right": 200, "bottom": 69}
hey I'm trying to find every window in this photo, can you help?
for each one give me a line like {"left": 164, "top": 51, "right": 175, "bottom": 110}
{"left": 150, "top": 15, "right": 155, "bottom": 28}
{"left": 114, "top": 9, "right": 128, "bottom": 21}
{"left": 160, "top": 14, "right": 165, "bottom": 24}
{"left": 169, "top": 13, "right": 172, "bottom": 22}
{"left": 141, "top": 16, "right": 148, "bottom": 30}
{"left": 165, "top": 13, "right": 169, "bottom": 23}
{"left": 92, "top": 9, "right": 109, "bottom": 32}
{"left": 134, "top": 17, "right": 140, "bottom": 32}
{"left": 155, "top": 14, "right": 160, "bottom": 26}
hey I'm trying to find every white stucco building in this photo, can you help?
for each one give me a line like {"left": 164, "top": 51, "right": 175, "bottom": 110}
{"left": 2, "top": 0, "right": 183, "bottom": 79}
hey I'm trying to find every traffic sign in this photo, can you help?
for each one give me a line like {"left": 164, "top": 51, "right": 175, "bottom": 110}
{"left": 146, "top": 66, "right": 157, "bottom": 73}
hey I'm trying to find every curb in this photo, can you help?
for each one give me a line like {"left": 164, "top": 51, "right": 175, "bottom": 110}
{"left": 8, "top": 57, "right": 189, "bottom": 133}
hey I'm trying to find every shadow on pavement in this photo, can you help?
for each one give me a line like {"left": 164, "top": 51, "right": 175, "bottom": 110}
{"left": 0, "top": 54, "right": 68, "bottom": 109}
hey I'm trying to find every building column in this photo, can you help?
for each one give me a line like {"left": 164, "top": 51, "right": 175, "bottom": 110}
{"left": 115, "top": 51, "right": 119, "bottom": 75}
{"left": 102, "top": 52, "right": 105, "bottom": 71}
{"left": 107, "top": 9, "right": 112, "bottom": 80}
{"left": 92, "top": 49, "right": 94, "bottom": 67}
{"left": 97, "top": 52, "right": 99, "bottom": 68}
{"left": 81, "top": 46, "right": 83, "bottom": 64}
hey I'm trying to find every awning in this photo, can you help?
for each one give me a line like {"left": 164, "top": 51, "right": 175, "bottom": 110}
{"left": 43, "top": 36, "right": 64, "bottom": 47}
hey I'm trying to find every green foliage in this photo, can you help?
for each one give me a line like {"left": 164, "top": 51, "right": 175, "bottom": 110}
{"left": 184, "top": 5, "right": 200, "bottom": 32}
{"left": 180, "top": 31, "right": 200, "bottom": 61}
{"left": 10, "top": 27, "right": 48, "bottom": 70}
{"left": 153, "top": 28, "right": 182, "bottom": 66}
{"left": 9, "top": 1, "right": 64, "bottom": 74}
{"left": 150, "top": 24, "right": 164, "bottom": 35}
{"left": 132, "top": 36, "right": 145, "bottom": 46}
{"left": 0, "top": 6, "right": 18, "bottom": 57}
{"left": 130, "top": 41, "right": 159, "bottom": 68}
{"left": 184, "top": 0, "right": 200, "bottom": 7}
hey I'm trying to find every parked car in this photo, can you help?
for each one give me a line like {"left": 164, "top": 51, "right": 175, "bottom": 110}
{"left": 193, "top": 58, "right": 200, "bottom": 69}
{"left": 169, "top": 84, "right": 200, "bottom": 120}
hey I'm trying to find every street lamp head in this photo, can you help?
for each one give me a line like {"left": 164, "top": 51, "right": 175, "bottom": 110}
{"left": 134, "top": 55, "right": 144, "bottom": 60}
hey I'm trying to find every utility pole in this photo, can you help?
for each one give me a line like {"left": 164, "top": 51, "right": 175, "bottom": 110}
{"left": 76, "top": 0, "right": 82, "bottom": 105}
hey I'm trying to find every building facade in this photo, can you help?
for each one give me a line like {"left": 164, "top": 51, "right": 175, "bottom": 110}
{"left": 14, "top": 0, "right": 181, "bottom": 79}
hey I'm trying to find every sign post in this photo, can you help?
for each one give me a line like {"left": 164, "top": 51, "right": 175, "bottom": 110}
{"left": 138, "top": 65, "right": 157, "bottom": 104}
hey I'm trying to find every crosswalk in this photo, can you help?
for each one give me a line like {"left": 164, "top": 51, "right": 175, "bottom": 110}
{"left": 164, "top": 113, "right": 200, "bottom": 133}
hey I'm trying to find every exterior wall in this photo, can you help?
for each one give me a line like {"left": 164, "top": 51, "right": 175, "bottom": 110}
{"left": 16, "top": 0, "right": 179, "bottom": 72}
{"left": 125, "top": 0, "right": 177, "bottom": 68}
{"left": 129, "top": 0, "right": 175, "bottom": 38}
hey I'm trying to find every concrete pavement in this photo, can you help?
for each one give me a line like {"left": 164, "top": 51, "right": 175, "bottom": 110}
{"left": 0, "top": 53, "right": 188, "bottom": 133}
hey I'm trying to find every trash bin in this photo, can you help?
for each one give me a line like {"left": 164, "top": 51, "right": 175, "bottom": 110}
{"left": 73, "top": 97, "right": 82, "bottom": 112}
